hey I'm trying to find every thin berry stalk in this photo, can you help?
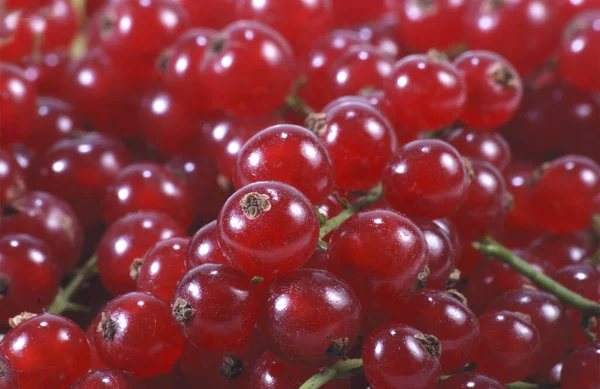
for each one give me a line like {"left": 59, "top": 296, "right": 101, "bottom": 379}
{"left": 298, "top": 359, "right": 363, "bottom": 389}
{"left": 48, "top": 255, "right": 98, "bottom": 314}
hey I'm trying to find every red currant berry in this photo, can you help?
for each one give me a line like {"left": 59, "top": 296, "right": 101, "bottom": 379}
{"left": 474, "top": 310, "right": 542, "bottom": 383}
{"left": 202, "top": 21, "right": 295, "bottom": 117}
{"left": 233, "top": 124, "right": 335, "bottom": 204}
{"left": 0, "top": 63, "right": 37, "bottom": 146}
{"left": 557, "top": 0, "right": 600, "bottom": 27}
{"left": 1, "top": 191, "right": 83, "bottom": 273}
{"left": 362, "top": 323, "right": 441, "bottom": 389}
{"left": 0, "top": 10, "right": 37, "bottom": 62}
{"left": 454, "top": 50, "right": 523, "bottom": 129}
{"left": 94, "top": 292, "right": 185, "bottom": 378}
{"left": 445, "top": 128, "right": 512, "bottom": 172}
{"left": 527, "top": 232, "right": 594, "bottom": 273}
{"left": 331, "top": 0, "right": 392, "bottom": 27}
{"left": 260, "top": 269, "right": 362, "bottom": 364}
{"left": 396, "top": 0, "right": 467, "bottom": 52}
{"left": 531, "top": 155, "right": 600, "bottom": 233}
{"left": 135, "top": 237, "right": 190, "bottom": 303}
{"left": 559, "top": 11, "right": 600, "bottom": 92}
{"left": 0, "top": 234, "right": 60, "bottom": 323}
{"left": 437, "top": 372, "right": 503, "bottom": 389}
{"left": 86, "top": 316, "right": 107, "bottom": 371}
{"left": 218, "top": 181, "right": 319, "bottom": 278}
{"left": 382, "top": 139, "right": 470, "bottom": 219}
{"left": 36, "top": 0, "right": 80, "bottom": 52}
{"left": 186, "top": 220, "right": 229, "bottom": 269}
{"left": 353, "top": 16, "right": 406, "bottom": 60}
{"left": 0, "top": 353, "right": 17, "bottom": 389}
{"left": 503, "top": 162, "right": 541, "bottom": 233}
{"left": 392, "top": 289, "right": 480, "bottom": 374}
{"left": 0, "top": 149, "right": 27, "bottom": 208}
{"left": 302, "top": 247, "right": 329, "bottom": 271}
{"left": 561, "top": 342, "right": 600, "bottom": 389}
{"left": 327, "top": 209, "right": 428, "bottom": 311}
{"left": 385, "top": 52, "right": 466, "bottom": 131}
{"left": 1, "top": 313, "right": 90, "bottom": 389}
{"left": 21, "top": 52, "right": 71, "bottom": 98}
{"left": 311, "top": 99, "right": 396, "bottom": 191}
{"left": 172, "top": 263, "right": 259, "bottom": 349}
{"left": 412, "top": 218, "right": 456, "bottom": 289}
{"left": 97, "top": 211, "right": 186, "bottom": 295}
{"left": 35, "top": 132, "right": 131, "bottom": 227}
{"left": 70, "top": 370, "right": 143, "bottom": 389}
{"left": 25, "top": 97, "right": 82, "bottom": 155}
{"left": 488, "top": 289, "right": 571, "bottom": 378}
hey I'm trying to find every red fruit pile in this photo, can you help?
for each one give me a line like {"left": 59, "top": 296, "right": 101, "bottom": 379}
{"left": 0, "top": 1, "right": 599, "bottom": 389}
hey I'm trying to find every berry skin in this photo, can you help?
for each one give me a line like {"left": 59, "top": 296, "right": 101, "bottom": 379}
{"left": 445, "top": 128, "right": 512, "bottom": 172}
{"left": 384, "top": 53, "right": 466, "bottom": 131}
{"left": 531, "top": 155, "right": 600, "bottom": 233}
{"left": 412, "top": 218, "right": 456, "bottom": 290}
{"left": 201, "top": 21, "right": 296, "bottom": 117}
{"left": 233, "top": 124, "right": 335, "bottom": 204}
{"left": 312, "top": 99, "right": 396, "bottom": 191}
{"left": 135, "top": 237, "right": 190, "bottom": 303}
{"left": 396, "top": 0, "right": 467, "bottom": 52}
{"left": 26, "top": 97, "right": 82, "bottom": 155}
{"left": 0, "top": 234, "right": 60, "bottom": 324}
{"left": 102, "top": 162, "right": 196, "bottom": 228}
{"left": 70, "top": 370, "right": 143, "bottom": 389}
{"left": 0, "top": 314, "right": 90, "bottom": 389}
{"left": 561, "top": 343, "right": 600, "bottom": 389}
{"left": 0, "top": 149, "right": 27, "bottom": 208}
{"left": 235, "top": 0, "right": 334, "bottom": 57}
{"left": 382, "top": 140, "right": 470, "bottom": 219}
{"left": 0, "top": 353, "right": 18, "bottom": 389}
{"left": 454, "top": 50, "right": 523, "bottom": 129}
{"left": 170, "top": 0, "right": 234, "bottom": 29}
{"left": 331, "top": 0, "right": 391, "bottom": 27}
{"left": 558, "top": 11, "right": 600, "bottom": 92}
{"left": 94, "top": 292, "right": 185, "bottom": 378}
{"left": 1, "top": 191, "right": 83, "bottom": 274}
{"left": 0, "top": 63, "right": 37, "bottom": 146}
{"left": 488, "top": 289, "right": 571, "bottom": 378}
{"left": 392, "top": 289, "right": 479, "bottom": 374}
{"left": 260, "top": 269, "right": 362, "bottom": 364}
{"left": 36, "top": 0, "right": 80, "bottom": 52}
{"left": 186, "top": 220, "right": 229, "bottom": 269}
{"left": 97, "top": 211, "right": 187, "bottom": 296}
{"left": 34, "top": 132, "right": 131, "bottom": 227}
{"left": 171, "top": 263, "right": 259, "bottom": 350}
{"left": 217, "top": 181, "right": 319, "bottom": 279}
{"left": 474, "top": 310, "right": 542, "bottom": 383}
{"left": 503, "top": 162, "right": 541, "bottom": 234}
{"left": 437, "top": 372, "right": 503, "bottom": 389}
{"left": 362, "top": 323, "right": 441, "bottom": 389}
{"left": 327, "top": 209, "right": 428, "bottom": 311}
{"left": 527, "top": 232, "right": 594, "bottom": 274}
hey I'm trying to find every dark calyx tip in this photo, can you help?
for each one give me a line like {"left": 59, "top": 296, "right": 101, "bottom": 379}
{"left": 325, "top": 337, "right": 349, "bottom": 358}
{"left": 99, "top": 312, "right": 117, "bottom": 341}
{"left": 414, "top": 265, "right": 430, "bottom": 290}
{"left": 414, "top": 333, "right": 442, "bottom": 359}
{"left": 220, "top": 355, "right": 244, "bottom": 380}
{"left": 239, "top": 192, "right": 271, "bottom": 220}
{"left": 305, "top": 113, "right": 328, "bottom": 137}
{"left": 172, "top": 298, "right": 195, "bottom": 324}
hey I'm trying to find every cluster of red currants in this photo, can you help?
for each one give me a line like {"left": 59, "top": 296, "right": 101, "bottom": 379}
{"left": 1, "top": 0, "right": 599, "bottom": 388}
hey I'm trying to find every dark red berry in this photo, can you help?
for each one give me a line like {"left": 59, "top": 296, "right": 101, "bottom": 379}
{"left": 70, "top": 370, "right": 143, "bottom": 389}
{"left": 0, "top": 149, "right": 27, "bottom": 208}
{"left": 0, "top": 63, "right": 37, "bottom": 146}
{"left": 561, "top": 342, "right": 600, "bottom": 389}
{"left": 445, "top": 128, "right": 512, "bottom": 172}
{"left": 437, "top": 372, "right": 503, "bottom": 389}
{"left": 186, "top": 220, "right": 229, "bottom": 269}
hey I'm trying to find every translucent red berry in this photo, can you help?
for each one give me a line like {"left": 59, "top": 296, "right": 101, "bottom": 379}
{"left": 445, "top": 128, "right": 512, "bottom": 172}
{"left": 0, "top": 353, "right": 17, "bottom": 389}
{"left": 561, "top": 342, "right": 600, "bottom": 389}
{"left": 70, "top": 370, "right": 143, "bottom": 389}
{"left": 186, "top": 220, "right": 229, "bottom": 269}
{"left": 26, "top": 97, "right": 82, "bottom": 155}
{"left": 0, "top": 149, "right": 27, "bottom": 208}
{"left": 0, "top": 63, "right": 37, "bottom": 146}
{"left": 437, "top": 372, "right": 503, "bottom": 389}
{"left": 412, "top": 218, "right": 456, "bottom": 290}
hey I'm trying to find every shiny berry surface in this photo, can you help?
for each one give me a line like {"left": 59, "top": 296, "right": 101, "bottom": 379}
{"left": 26, "top": 97, "right": 82, "bottom": 154}
{"left": 412, "top": 218, "right": 456, "bottom": 290}
{"left": 94, "top": 292, "right": 185, "bottom": 378}
{"left": 474, "top": 310, "right": 542, "bottom": 383}
{"left": 70, "top": 370, "right": 143, "bottom": 389}
{"left": 0, "top": 63, "right": 37, "bottom": 146}
{"left": 97, "top": 211, "right": 187, "bottom": 295}
{"left": 561, "top": 342, "right": 600, "bottom": 389}
{"left": 0, "top": 149, "right": 28, "bottom": 208}
{"left": 383, "top": 140, "right": 470, "bottom": 219}
{"left": 328, "top": 209, "right": 427, "bottom": 311}
{"left": 218, "top": 181, "right": 319, "bottom": 279}
{"left": 362, "top": 323, "right": 441, "bottom": 389}
{"left": 445, "top": 128, "right": 512, "bottom": 172}
{"left": 384, "top": 53, "right": 466, "bottom": 131}
{"left": 527, "top": 233, "right": 593, "bottom": 273}
{"left": 171, "top": 263, "right": 259, "bottom": 349}
{"left": 437, "top": 372, "right": 503, "bottom": 389}
{"left": 233, "top": 124, "right": 334, "bottom": 204}
{"left": 503, "top": 162, "right": 540, "bottom": 234}
{"left": 0, "top": 314, "right": 90, "bottom": 389}
{"left": 260, "top": 269, "right": 362, "bottom": 364}
{"left": 185, "top": 220, "right": 229, "bottom": 269}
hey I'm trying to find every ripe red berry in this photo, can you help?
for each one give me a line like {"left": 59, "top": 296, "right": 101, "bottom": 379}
{"left": 70, "top": 370, "right": 143, "bottom": 389}
{"left": 94, "top": 292, "right": 185, "bottom": 378}
{"left": 172, "top": 263, "right": 259, "bottom": 349}
{"left": 437, "top": 372, "right": 503, "bottom": 389}
{"left": 312, "top": 99, "right": 396, "bottom": 191}
{"left": 327, "top": 209, "right": 428, "bottom": 311}
{"left": 170, "top": 0, "right": 234, "bottom": 29}
{"left": 527, "top": 232, "right": 594, "bottom": 273}
{"left": 382, "top": 139, "right": 470, "bottom": 219}
{"left": 97, "top": 211, "right": 187, "bottom": 295}
{"left": 454, "top": 50, "right": 523, "bottom": 129}
{"left": 218, "top": 181, "right": 319, "bottom": 279}
{"left": 531, "top": 155, "right": 600, "bottom": 233}
{"left": 445, "top": 128, "right": 512, "bottom": 172}
{"left": 135, "top": 237, "right": 190, "bottom": 303}
{"left": 36, "top": 0, "right": 80, "bottom": 52}
{"left": 384, "top": 52, "right": 466, "bottom": 131}
{"left": 0, "top": 149, "right": 27, "bottom": 208}
{"left": 1, "top": 313, "right": 90, "bottom": 389}
{"left": 0, "top": 234, "right": 60, "bottom": 323}
{"left": 392, "top": 289, "right": 480, "bottom": 374}
{"left": 503, "top": 162, "right": 541, "bottom": 234}
{"left": 561, "top": 342, "right": 600, "bottom": 389}
{"left": 202, "top": 21, "right": 296, "bottom": 116}
{"left": 474, "top": 310, "right": 542, "bottom": 383}
{"left": 0, "top": 63, "right": 37, "bottom": 146}
{"left": 186, "top": 220, "right": 229, "bottom": 269}
{"left": 331, "top": 0, "right": 391, "bottom": 27}
{"left": 25, "top": 97, "right": 82, "bottom": 154}
{"left": 0, "top": 353, "right": 17, "bottom": 389}
{"left": 362, "top": 323, "right": 441, "bottom": 389}
{"left": 260, "top": 269, "right": 362, "bottom": 364}
{"left": 233, "top": 124, "right": 335, "bottom": 204}
{"left": 412, "top": 218, "right": 456, "bottom": 289}
{"left": 0, "top": 10, "right": 37, "bottom": 62}
{"left": 559, "top": 11, "right": 600, "bottom": 92}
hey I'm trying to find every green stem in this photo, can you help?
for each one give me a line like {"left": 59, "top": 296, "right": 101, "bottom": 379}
{"left": 593, "top": 214, "right": 600, "bottom": 236}
{"left": 590, "top": 247, "right": 600, "bottom": 267}
{"left": 319, "top": 184, "right": 383, "bottom": 239}
{"left": 473, "top": 237, "right": 600, "bottom": 317}
{"left": 298, "top": 359, "right": 363, "bottom": 389}
{"left": 48, "top": 255, "right": 98, "bottom": 315}
{"left": 505, "top": 382, "right": 541, "bottom": 389}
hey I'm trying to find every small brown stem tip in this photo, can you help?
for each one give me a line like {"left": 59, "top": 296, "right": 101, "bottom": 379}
{"left": 240, "top": 192, "right": 271, "bottom": 220}
{"left": 172, "top": 298, "right": 195, "bottom": 324}
{"left": 99, "top": 312, "right": 117, "bottom": 341}
{"left": 414, "top": 333, "right": 442, "bottom": 359}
